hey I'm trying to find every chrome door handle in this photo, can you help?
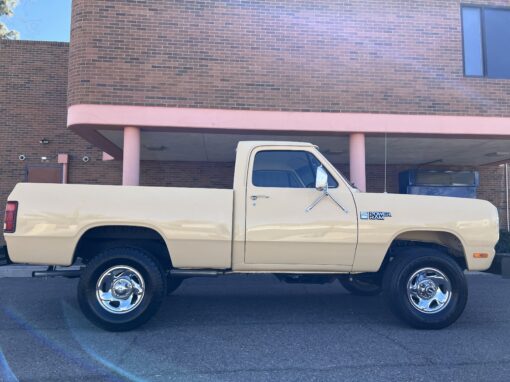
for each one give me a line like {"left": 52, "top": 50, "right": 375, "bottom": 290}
{"left": 251, "top": 195, "right": 270, "bottom": 201}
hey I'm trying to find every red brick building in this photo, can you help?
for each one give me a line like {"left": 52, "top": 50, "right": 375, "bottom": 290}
{"left": 2, "top": 0, "right": 510, "bottom": 244}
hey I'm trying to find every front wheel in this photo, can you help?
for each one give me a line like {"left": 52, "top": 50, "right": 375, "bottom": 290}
{"left": 383, "top": 248, "right": 468, "bottom": 330}
{"left": 78, "top": 247, "right": 167, "bottom": 331}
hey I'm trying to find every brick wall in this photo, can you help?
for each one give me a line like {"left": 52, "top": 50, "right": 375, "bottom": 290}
{"left": 69, "top": 0, "right": 510, "bottom": 116}
{"left": 140, "top": 160, "right": 234, "bottom": 189}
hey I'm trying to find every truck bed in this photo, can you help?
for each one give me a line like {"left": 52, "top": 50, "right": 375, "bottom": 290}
{"left": 5, "top": 183, "right": 234, "bottom": 268}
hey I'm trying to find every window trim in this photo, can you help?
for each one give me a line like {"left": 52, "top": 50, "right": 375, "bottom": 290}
{"left": 250, "top": 149, "right": 339, "bottom": 189}
{"left": 461, "top": 4, "right": 510, "bottom": 79}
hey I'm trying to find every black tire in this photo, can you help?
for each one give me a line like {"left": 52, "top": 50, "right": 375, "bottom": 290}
{"left": 78, "top": 247, "right": 167, "bottom": 331}
{"left": 383, "top": 247, "right": 468, "bottom": 330}
{"left": 166, "top": 276, "right": 183, "bottom": 295}
{"left": 339, "top": 276, "right": 382, "bottom": 296}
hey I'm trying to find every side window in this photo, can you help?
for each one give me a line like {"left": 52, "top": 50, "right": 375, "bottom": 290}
{"left": 252, "top": 150, "right": 338, "bottom": 188}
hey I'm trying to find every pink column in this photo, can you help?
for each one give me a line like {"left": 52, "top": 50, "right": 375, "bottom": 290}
{"left": 122, "top": 126, "right": 141, "bottom": 186}
{"left": 349, "top": 133, "right": 366, "bottom": 192}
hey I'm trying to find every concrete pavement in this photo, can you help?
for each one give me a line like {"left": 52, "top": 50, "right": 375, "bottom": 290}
{"left": 0, "top": 273, "right": 509, "bottom": 381}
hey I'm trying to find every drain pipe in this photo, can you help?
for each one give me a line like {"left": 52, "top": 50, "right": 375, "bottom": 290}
{"left": 58, "top": 153, "right": 69, "bottom": 184}
{"left": 506, "top": 163, "right": 509, "bottom": 233}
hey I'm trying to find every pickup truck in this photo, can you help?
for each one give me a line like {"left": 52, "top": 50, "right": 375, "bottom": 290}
{"left": 2, "top": 141, "right": 499, "bottom": 331}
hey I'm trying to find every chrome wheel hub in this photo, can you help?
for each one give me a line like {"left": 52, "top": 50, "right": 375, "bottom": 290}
{"left": 417, "top": 279, "right": 438, "bottom": 299}
{"left": 112, "top": 278, "right": 134, "bottom": 299}
{"left": 96, "top": 266, "right": 145, "bottom": 314}
{"left": 407, "top": 267, "right": 452, "bottom": 314}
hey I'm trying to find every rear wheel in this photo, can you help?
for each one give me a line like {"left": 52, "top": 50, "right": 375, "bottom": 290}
{"left": 78, "top": 247, "right": 167, "bottom": 331}
{"left": 339, "top": 276, "right": 382, "bottom": 296}
{"left": 383, "top": 247, "right": 467, "bottom": 329}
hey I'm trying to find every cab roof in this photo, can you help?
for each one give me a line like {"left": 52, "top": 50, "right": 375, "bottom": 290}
{"left": 236, "top": 141, "right": 315, "bottom": 151}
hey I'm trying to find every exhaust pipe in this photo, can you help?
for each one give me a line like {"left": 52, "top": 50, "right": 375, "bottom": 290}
{"left": 169, "top": 269, "right": 223, "bottom": 278}
{"left": 32, "top": 266, "right": 82, "bottom": 278}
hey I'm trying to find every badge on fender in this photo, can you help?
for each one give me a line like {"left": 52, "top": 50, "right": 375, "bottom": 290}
{"left": 360, "top": 211, "right": 392, "bottom": 220}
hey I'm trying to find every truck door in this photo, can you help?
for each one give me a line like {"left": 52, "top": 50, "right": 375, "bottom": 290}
{"left": 245, "top": 147, "right": 357, "bottom": 268}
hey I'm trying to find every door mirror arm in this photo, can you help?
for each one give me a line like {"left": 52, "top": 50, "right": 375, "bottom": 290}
{"left": 306, "top": 166, "right": 349, "bottom": 213}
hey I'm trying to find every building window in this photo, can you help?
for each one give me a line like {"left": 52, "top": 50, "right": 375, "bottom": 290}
{"left": 461, "top": 6, "right": 510, "bottom": 78}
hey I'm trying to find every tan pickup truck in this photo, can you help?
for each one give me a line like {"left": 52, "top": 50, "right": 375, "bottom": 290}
{"left": 3, "top": 141, "right": 499, "bottom": 331}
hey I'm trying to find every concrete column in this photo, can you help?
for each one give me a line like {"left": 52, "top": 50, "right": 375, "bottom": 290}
{"left": 122, "top": 126, "right": 141, "bottom": 186}
{"left": 349, "top": 133, "right": 366, "bottom": 192}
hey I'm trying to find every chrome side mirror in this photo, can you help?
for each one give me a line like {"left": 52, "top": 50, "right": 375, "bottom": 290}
{"left": 307, "top": 165, "right": 349, "bottom": 214}
{"left": 315, "top": 166, "right": 328, "bottom": 192}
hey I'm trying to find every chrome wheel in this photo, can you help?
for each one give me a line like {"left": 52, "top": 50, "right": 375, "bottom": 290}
{"left": 407, "top": 267, "right": 452, "bottom": 314}
{"left": 96, "top": 265, "right": 145, "bottom": 314}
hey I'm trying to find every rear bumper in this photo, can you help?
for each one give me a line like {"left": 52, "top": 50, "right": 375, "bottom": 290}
{"left": 484, "top": 253, "right": 510, "bottom": 278}
{"left": 0, "top": 245, "right": 12, "bottom": 266}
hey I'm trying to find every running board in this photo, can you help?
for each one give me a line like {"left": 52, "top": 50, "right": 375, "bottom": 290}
{"left": 169, "top": 269, "right": 225, "bottom": 278}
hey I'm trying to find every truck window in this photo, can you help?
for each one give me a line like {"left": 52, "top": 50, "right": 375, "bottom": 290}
{"left": 252, "top": 150, "right": 338, "bottom": 188}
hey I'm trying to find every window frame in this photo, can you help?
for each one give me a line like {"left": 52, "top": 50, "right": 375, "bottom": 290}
{"left": 250, "top": 149, "right": 339, "bottom": 189}
{"left": 461, "top": 4, "right": 510, "bottom": 79}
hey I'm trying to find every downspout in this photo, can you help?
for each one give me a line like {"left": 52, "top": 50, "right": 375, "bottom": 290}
{"left": 58, "top": 153, "right": 69, "bottom": 184}
{"left": 506, "top": 163, "right": 509, "bottom": 233}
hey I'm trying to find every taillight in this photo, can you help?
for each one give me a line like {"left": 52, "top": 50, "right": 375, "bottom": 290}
{"left": 4, "top": 201, "right": 18, "bottom": 233}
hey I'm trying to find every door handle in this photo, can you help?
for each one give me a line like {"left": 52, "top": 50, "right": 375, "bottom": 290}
{"left": 251, "top": 195, "right": 270, "bottom": 201}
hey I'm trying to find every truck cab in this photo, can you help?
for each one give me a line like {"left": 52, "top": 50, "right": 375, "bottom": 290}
{"left": 232, "top": 142, "right": 357, "bottom": 272}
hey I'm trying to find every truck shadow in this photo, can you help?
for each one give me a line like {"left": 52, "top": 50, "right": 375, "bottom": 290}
{"left": 152, "top": 276, "right": 397, "bottom": 329}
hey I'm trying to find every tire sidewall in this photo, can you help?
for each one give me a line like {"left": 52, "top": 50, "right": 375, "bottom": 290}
{"left": 78, "top": 247, "right": 166, "bottom": 331}
{"left": 385, "top": 249, "right": 468, "bottom": 329}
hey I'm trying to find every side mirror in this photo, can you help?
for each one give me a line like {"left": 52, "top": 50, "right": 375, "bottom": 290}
{"left": 315, "top": 166, "right": 328, "bottom": 192}
{"left": 307, "top": 165, "right": 349, "bottom": 213}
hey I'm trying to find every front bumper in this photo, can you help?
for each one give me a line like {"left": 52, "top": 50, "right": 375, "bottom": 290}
{"left": 0, "top": 245, "right": 11, "bottom": 266}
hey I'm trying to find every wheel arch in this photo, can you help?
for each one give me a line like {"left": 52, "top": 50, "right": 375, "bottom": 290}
{"left": 72, "top": 225, "right": 173, "bottom": 270}
{"left": 380, "top": 229, "right": 468, "bottom": 272}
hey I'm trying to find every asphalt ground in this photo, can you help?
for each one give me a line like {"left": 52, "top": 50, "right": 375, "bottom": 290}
{"left": 0, "top": 273, "right": 509, "bottom": 382}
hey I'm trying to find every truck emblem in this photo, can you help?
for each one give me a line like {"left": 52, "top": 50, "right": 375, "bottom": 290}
{"left": 360, "top": 211, "right": 392, "bottom": 220}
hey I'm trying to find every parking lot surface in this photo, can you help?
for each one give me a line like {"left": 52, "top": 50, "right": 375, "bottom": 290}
{"left": 0, "top": 273, "right": 509, "bottom": 382}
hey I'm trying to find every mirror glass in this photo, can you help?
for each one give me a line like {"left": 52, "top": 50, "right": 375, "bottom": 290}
{"left": 315, "top": 166, "right": 328, "bottom": 191}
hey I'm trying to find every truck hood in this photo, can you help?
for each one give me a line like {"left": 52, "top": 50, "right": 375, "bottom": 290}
{"left": 353, "top": 192, "right": 499, "bottom": 248}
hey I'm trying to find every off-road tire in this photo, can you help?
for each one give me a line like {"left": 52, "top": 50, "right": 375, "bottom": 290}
{"left": 383, "top": 247, "right": 468, "bottom": 329}
{"left": 78, "top": 247, "right": 167, "bottom": 331}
